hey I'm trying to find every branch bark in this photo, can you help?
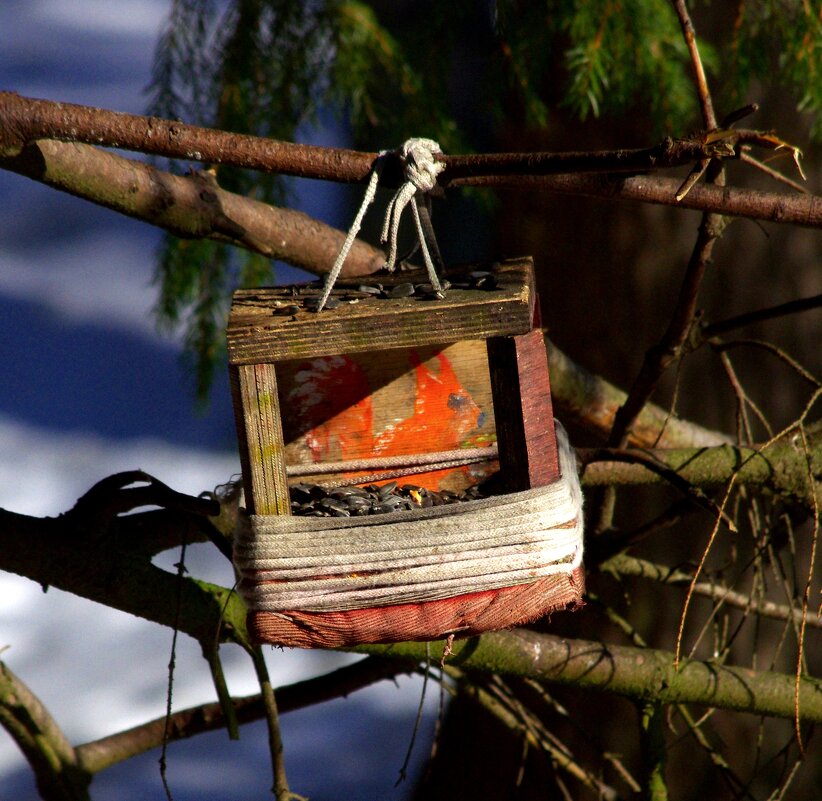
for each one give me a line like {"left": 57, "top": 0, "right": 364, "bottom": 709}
{"left": 0, "top": 506, "right": 248, "bottom": 650}
{"left": 1, "top": 653, "right": 416, "bottom": 797}
{"left": 546, "top": 339, "right": 729, "bottom": 448}
{"left": 2, "top": 92, "right": 819, "bottom": 230}
{"left": 0, "top": 92, "right": 782, "bottom": 182}
{"left": 580, "top": 436, "right": 822, "bottom": 507}
{"left": 0, "top": 661, "right": 91, "bottom": 801}
{"left": 602, "top": 554, "right": 822, "bottom": 630}
{"left": 453, "top": 173, "right": 822, "bottom": 230}
{"left": 73, "top": 656, "right": 415, "bottom": 775}
{"left": 0, "top": 138, "right": 385, "bottom": 277}
{"left": 358, "top": 629, "right": 822, "bottom": 723}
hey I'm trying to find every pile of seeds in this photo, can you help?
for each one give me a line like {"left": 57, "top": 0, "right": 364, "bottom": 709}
{"left": 290, "top": 480, "right": 487, "bottom": 517}
{"left": 272, "top": 271, "right": 499, "bottom": 314}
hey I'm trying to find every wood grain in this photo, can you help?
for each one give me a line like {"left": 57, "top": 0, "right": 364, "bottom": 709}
{"left": 226, "top": 258, "right": 535, "bottom": 364}
{"left": 487, "top": 330, "right": 559, "bottom": 490}
{"left": 231, "top": 363, "right": 290, "bottom": 516}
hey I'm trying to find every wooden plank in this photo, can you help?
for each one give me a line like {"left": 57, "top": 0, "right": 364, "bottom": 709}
{"left": 232, "top": 363, "right": 290, "bottom": 516}
{"left": 226, "top": 258, "right": 535, "bottom": 364}
{"left": 277, "top": 340, "right": 497, "bottom": 492}
{"left": 487, "top": 329, "right": 559, "bottom": 492}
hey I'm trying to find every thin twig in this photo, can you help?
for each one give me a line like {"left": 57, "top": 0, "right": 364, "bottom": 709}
{"left": 160, "top": 534, "right": 188, "bottom": 801}
{"left": 458, "top": 672, "right": 623, "bottom": 800}
{"left": 703, "top": 294, "right": 822, "bottom": 338}
{"left": 672, "top": 0, "right": 717, "bottom": 128}
{"left": 739, "top": 152, "right": 809, "bottom": 194}
{"left": 711, "top": 339, "right": 821, "bottom": 388}
{"left": 249, "top": 647, "right": 306, "bottom": 801}
{"left": 675, "top": 391, "right": 822, "bottom": 666}
{"left": 638, "top": 702, "right": 669, "bottom": 801}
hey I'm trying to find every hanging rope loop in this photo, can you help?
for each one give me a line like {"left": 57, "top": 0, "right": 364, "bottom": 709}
{"left": 316, "top": 138, "right": 446, "bottom": 312}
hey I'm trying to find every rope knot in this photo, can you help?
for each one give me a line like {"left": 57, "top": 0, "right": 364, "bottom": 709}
{"left": 400, "top": 137, "right": 444, "bottom": 193}
{"left": 315, "top": 137, "right": 447, "bottom": 312}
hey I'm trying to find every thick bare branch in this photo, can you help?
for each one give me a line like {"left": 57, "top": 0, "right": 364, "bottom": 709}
{"left": 74, "top": 656, "right": 414, "bottom": 775}
{"left": 1, "top": 138, "right": 385, "bottom": 277}
{"left": 0, "top": 661, "right": 91, "bottom": 801}
{"left": 581, "top": 437, "right": 822, "bottom": 507}
{"left": 360, "top": 629, "right": 822, "bottom": 723}
{"left": 2, "top": 92, "right": 817, "bottom": 230}
{"left": 546, "top": 339, "right": 729, "bottom": 448}
{"left": 0, "top": 506, "right": 248, "bottom": 649}
{"left": 454, "top": 173, "right": 822, "bottom": 229}
{"left": 0, "top": 92, "right": 775, "bottom": 180}
{"left": 0, "top": 92, "right": 376, "bottom": 182}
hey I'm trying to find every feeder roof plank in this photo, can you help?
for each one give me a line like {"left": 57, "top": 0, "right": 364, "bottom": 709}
{"left": 227, "top": 258, "right": 535, "bottom": 364}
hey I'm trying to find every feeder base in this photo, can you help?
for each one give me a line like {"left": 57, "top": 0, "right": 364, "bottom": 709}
{"left": 247, "top": 566, "right": 585, "bottom": 649}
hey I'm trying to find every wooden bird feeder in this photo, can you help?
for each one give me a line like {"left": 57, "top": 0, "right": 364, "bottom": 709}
{"left": 228, "top": 257, "right": 584, "bottom": 648}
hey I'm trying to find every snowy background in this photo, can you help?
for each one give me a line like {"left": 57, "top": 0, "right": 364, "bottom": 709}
{"left": 0, "top": 2, "right": 437, "bottom": 798}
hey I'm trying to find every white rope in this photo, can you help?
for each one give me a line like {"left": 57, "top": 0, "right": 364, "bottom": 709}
{"left": 235, "top": 422, "right": 584, "bottom": 613}
{"left": 381, "top": 138, "right": 445, "bottom": 295}
{"left": 315, "top": 157, "right": 384, "bottom": 312}
{"left": 315, "top": 138, "right": 446, "bottom": 312}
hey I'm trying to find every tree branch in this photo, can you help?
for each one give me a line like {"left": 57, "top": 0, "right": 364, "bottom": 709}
{"left": 358, "top": 629, "right": 822, "bottom": 723}
{"left": 453, "top": 173, "right": 822, "bottom": 230}
{"left": 0, "top": 661, "right": 91, "bottom": 801}
{"left": 672, "top": 0, "right": 717, "bottom": 129}
{"left": 0, "top": 138, "right": 385, "bottom": 277}
{"left": 73, "top": 656, "right": 415, "bottom": 775}
{"left": 546, "top": 338, "right": 729, "bottom": 448}
{"left": 0, "top": 92, "right": 376, "bottom": 182}
{"left": 2, "top": 92, "right": 817, "bottom": 230}
{"left": 702, "top": 293, "right": 822, "bottom": 339}
{"left": 601, "top": 554, "right": 822, "bottom": 631}
{"left": 0, "top": 92, "right": 783, "bottom": 181}
{"left": 0, "top": 505, "right": 249, "bottom": 650}
{"left": 580, "top": 436, "right": 822, "bottom": 507}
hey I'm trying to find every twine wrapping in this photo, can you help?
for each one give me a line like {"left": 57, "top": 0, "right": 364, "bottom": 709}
{"left": 234, "top": 424, "right": 584, "bottom": 647}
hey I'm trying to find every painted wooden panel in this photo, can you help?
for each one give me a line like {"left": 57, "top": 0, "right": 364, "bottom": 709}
{"left": 277, "top": 340, "right": 497, "bottom": 491}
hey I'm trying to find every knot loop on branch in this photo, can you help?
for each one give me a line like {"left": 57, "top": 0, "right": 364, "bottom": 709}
{"left": 316, "top": 137, "right": 446, "bottom": 312}
{"left": 398, "top": 137, "right": 444, "bottom": 193}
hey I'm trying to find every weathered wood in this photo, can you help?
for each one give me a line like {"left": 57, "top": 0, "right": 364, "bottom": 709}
{"left": 230, "top": 363, "right": 290, "bottom": 516}
{"left": 226, "top": 258, "right": 535, "bottom": 364}
{"left": 277, "top": 340, "right": 497, "bottom": 491}
{"left": 487, "top": 330, "right": 559, "bottom": 491}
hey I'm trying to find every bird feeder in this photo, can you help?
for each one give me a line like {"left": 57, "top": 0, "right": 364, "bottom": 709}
{"left": 228, "top": 257, "right": 584, "bottom": 648}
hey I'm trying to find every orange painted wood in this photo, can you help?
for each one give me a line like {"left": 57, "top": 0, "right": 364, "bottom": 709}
{"left": 277, "top": 341, "right": 496, "bottom": 492}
